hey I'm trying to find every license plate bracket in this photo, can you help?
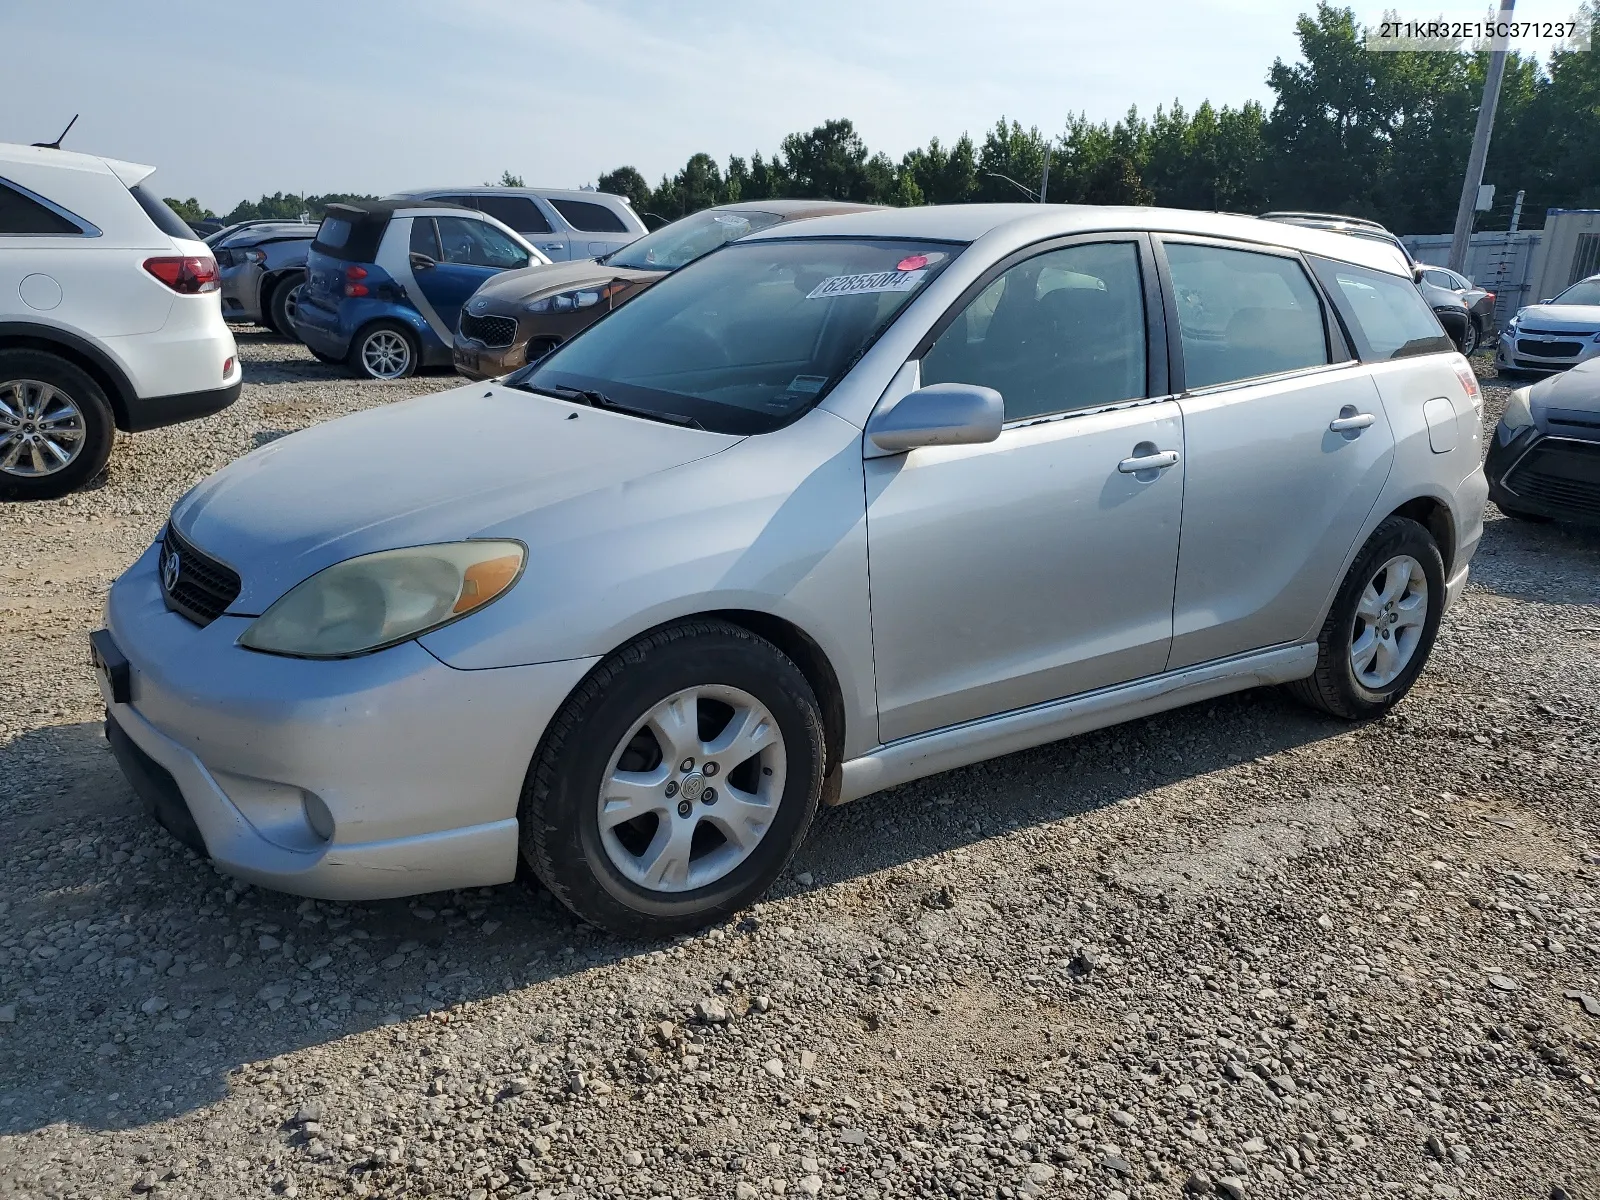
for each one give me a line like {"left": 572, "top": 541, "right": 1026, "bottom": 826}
{"left": 89, "top": 628, "right": 132, "bottom": 705}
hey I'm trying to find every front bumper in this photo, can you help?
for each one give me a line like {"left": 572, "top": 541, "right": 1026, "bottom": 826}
{"left": 453, "top": 337, "right": 525, "bottom": 380}
{"left": 98, "top": 539, "right": 597, "bottom": 899}
{"left": 1485, "top": 426, "right": 1600, "bottom": 525}
{"left": 1496, "top": 330, "right": 1600, "bottom": 373}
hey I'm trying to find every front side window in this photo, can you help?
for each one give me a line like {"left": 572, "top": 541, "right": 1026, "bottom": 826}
{"left": 607, "top": 209, "right": 784, "bottom": 272}
{"left": 922, "top": 241, "right": 1148, "bottom": 421}
{"left": 409, "top": 217, "right": 440, "bottom": 260}
{"left": 0, "top": 180, "right": 84, "bottom": 235}
{"left": 1166, "top": 242, "right": 1330, "bottom": 389}
{"left": 508, "top": 238, "right": 959, "bottom": 435}
{"left": 434, "top": 216, "right": 529, "bottom": 269}
{"left": 471, "top": 195, "right": 552, "bottom": 234}
{"left": 1309, "top": 256, "right": 1453, "bottom": 361}
{"left": 1423, "top": 269, "right": 1458, "bottom": 291}
{"left": 550, "top": 198, "right": 629, "bottom": 233}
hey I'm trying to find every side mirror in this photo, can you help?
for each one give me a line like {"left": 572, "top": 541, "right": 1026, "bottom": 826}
{"left": 410, "top": 252, "right": 437, "bottom": 271}
{"left": 867, "top": 383, "right": 1004, "bottom": 454}
{"left": 1412, "top": 265, "right": 1426, "bottom": 284}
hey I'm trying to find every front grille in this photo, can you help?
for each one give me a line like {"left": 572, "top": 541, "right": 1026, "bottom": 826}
{"left": 1505, "top": 439, "right": 1600, "bottom": 518}
{"left": 160, "top": 525, "right": 242, "bottom": 627}
{"left": 458, "top": 311, "right": 518, "bottom": 349}
{"left": 1517, "top": 339, "right": 1583, "bottom": 358}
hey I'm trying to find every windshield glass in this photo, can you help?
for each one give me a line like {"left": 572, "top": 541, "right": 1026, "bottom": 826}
{"left": 1553, "top": 279, "right": 1600, "bottom": 307}
{"left": 606, "top": 209, "right": 784, "bottom": 271}
{"left": 506, "top": 238, "right": 960, "bottom": 434}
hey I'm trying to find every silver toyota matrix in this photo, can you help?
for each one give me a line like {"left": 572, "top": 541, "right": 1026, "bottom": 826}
{"left": 94, "top": 205, "right": 1489, "bottom": 936}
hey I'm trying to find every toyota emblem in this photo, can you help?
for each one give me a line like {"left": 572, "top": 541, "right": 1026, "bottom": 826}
{"left": 161, "top": 548, "right": 181, "bottom": 593}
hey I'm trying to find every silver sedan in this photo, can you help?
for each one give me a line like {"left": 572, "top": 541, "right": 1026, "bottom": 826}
{"left": 97, "top": 205, "right": 1488, "bottom": 937}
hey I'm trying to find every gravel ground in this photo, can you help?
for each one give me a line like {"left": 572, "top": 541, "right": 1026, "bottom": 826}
{"left": 1, "top": 338, "right": 1598, "bottom": 1200}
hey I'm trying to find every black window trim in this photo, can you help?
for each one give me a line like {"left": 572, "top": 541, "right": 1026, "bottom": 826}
{"left": 1150, "top": 233, "right": 1357, "bottom": 397}
{"left": 911, "top": 230, "right": 1172, "bottom": 429}
{"left": 0, "top": 174, "right": 101, "bottom": 237}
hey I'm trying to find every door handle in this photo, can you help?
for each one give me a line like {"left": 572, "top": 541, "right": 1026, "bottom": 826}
{"left": 1329, "top": 411, "right": 1376, "bottom": 433}
{"left": 1117, "top": 449, "right": 1180, "bottom": 474}
{"left": 540, "top": 242, "right": 562, "bottom": 250}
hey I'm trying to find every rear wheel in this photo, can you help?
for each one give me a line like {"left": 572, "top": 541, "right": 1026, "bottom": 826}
{"left": 1459, "top": 319, "right": 1479, "bottom": 356}
{"left": 267, "top": 273, "right": 306, "bottom": 340}
{"left": 519, "top": 620, "right": 826, "bottom": 937}
{"left": 0, "top": 350, "right": 115, "bottom": 501}
{"left": 1285, "top": 516, "right": 1445, "bottom": 720}
{"left": 349, "top": 321, "right": 418, "bottom": 380}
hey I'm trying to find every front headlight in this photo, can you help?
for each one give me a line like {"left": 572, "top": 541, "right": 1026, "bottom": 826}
{"left": 525, "top": 281, "right": 625, "bottom": 314}
{"left": 1500, "top": 387, "right": 1534, "bottom": 433}
{"left": 238, "top": 541, "right": 525, "bottom": 658}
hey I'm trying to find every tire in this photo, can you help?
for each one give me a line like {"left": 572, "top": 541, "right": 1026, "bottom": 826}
{"left": 1459, "top": 319, "right": 1479, "bottom": 356}
{"left": 0, "top": 350, "right": 116, "bottom": 502}
{"left": 267, "top": 273, "right": 306, "bottom": 341}
{"left": 520, "top": 620, "right": 826, "bottom": 938}
{"left": 348, "top": 321, "right": 419, "bottom": 380}
{"left": 1285, "top": 516, "right": 1446, "bottom": 720}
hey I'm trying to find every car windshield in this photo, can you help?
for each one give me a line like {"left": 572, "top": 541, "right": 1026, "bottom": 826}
{"left": 1553, "top": 280, "right": 1600, "bottom": 307}
{"left": 605, "top": 209, "right": 785, "bottom": 272}
{"left": 505, "top": 238, "right": 960, "bottom": 434}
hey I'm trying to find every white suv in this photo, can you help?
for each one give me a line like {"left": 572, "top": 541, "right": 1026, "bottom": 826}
{"left": 0, "top": 142, "right": 241, "bottom": 500}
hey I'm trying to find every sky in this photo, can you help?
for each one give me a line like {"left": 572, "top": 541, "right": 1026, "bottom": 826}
{"left": 1, "top": 0, "right": 1585, "bottom": 213}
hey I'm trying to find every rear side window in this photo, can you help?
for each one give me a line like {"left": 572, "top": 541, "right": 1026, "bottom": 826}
{"left": 0, "top": 180, "right": 83, "bottom": 235}
{"left": 1165, "top": 242, "right": 1329, "bottom": 389}
{"left": 471, "top": 195, "right": 552, "bottom": 235}
{"left": 130, "top": 184, "right": 197, "bottom": 240}
{"left": 549, "top": 198, "right": 629, "bottom": 233}
{"left": 1309, "top": 257, "right": 1453, "bottom": 362}
{"left": 311, "top": 211, "right": 386, "bottom": 262}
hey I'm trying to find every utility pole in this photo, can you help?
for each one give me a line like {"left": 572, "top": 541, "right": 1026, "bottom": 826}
{"left": 1039, "top": 145, "right": 1052, "bottom": 204}
{"left": 1449, "top": 0, "right": 1515, "bottom": 273}
{"left": 1508, "top": 188, "right": 1525, "bottom": 233}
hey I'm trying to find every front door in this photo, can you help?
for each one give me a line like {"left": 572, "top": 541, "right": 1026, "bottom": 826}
{"left": 410, "top": 215, "right": 530, "bottom": 336}
{"left": 1158, "top": 237, "right": 1396, "bottom": 669}
{"left": 865, "top": 237, "right": 1186, "bottom": 743}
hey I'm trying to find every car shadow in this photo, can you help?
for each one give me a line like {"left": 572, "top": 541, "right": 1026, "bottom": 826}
{"left": 1465, "top": 506, "right": 1600, "bottom": 606}
{"left": 0, "top": 685, "right": 1356, "bottom": 1137}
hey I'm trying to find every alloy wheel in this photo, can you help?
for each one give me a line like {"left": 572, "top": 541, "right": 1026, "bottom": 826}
{"left": 0, "top": 378, "right": 86, "bottom": 478}
{"left": 1350, "top": 554, "right": 1428, "bottom": 689}
{"left": 597, "top": 685, "right": 787, "bottom": 893}
{"left": 282, "top": 282, "right": 302, "bottom": 326}
{"left": 1461, "top": 321, "right": 1478, "bottom": 356}
{"left": 360, "top": 330, "right": 412, "bottom": 379}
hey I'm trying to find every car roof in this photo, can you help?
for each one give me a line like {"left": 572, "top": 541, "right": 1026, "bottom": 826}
{"left": 741, "top": 204, "right": 1415, "bottom": 277}
{"left": 395, "top": 187, "right": 630, "bottom": 205}
{"left": 0, "top": 140, "right": 155, "bottom": 188}
{"left": 328, "top": 198, "right": 475, "bottom": 220}
{"left": 713, "top": 199, "right": 884, "bottom": 219}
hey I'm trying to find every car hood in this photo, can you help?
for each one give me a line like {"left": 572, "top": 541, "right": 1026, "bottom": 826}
{"left": 170, "top": 383, "right": 742, "bottom": 612}
{"left": 467, "top": 260, "right": 661, "bottom": 309}
{"left": 1528, "top": 358, "right": 1600, "bottom": 438}
{"left": 1516, "top": 304, "right": 1600, "bottom": 331}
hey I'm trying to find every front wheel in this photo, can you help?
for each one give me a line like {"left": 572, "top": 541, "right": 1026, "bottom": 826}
{"left": 349, "top": 321, "right": 418, "bottom": 380}
{"left": 519, "top": 621, "right": 826, "bottom": 937}
{"left": 268, "top": 273, "right": 305, "bottom": 341}
{"left": 1285, "top": 515, "right": 1446, "bottom": 720}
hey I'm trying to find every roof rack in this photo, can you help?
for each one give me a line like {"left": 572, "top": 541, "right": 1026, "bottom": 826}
{"left": 1261, "top": 211, "right": 1391, "bottom": 232}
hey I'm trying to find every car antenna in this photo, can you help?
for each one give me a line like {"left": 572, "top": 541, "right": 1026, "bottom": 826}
{"left": 32, "top": 114, "right": 79, "bottom": 149}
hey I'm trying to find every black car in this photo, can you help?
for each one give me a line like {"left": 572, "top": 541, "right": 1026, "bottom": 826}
{"left": 1485, "top": 357, "right": 1600, "bottom": 525}
{"left": 1420, "top": 265, "right": 1496, "bottom": 355}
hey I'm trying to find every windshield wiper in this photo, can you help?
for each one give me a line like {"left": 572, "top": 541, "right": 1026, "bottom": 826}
{"left": 534, "top": 384, "right": 704, "bottom": 430}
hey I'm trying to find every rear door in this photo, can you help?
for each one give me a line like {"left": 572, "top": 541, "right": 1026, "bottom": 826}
{"left": 472, "top": 194, "right": 569, "bottom": 261}
{"left": 1157, "top": 236, "right": 1395, "bottom": 669}
{"left": 548, "top": 196, "right": 637, "bottom": 258}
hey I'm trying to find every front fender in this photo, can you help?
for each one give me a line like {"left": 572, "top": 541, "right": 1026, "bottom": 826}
{"left": 419, "top": 407, "right": 881, "bottom": 759}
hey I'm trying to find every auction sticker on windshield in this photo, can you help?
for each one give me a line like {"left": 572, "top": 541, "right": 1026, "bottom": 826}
{"left": 807, "top": 269, "right": 928, "bottom": 300}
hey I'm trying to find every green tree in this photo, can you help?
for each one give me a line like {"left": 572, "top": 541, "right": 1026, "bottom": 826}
{"left": 780, "top": 118, "right": 872, "bottom": 200}
{"left": 596, "top": 166, "right": 652, "bottom": 215}
{"left": 163, "top": 197, "right": 214, "bottom": 224}
{"left": 975, "top": 119, "right": 1054, "bottom": 202}
{"left": 900, "top": 136, "right": 978, "bottom": 205}
{"left": 489, "top": 171, "right": 526, "bottom": 187}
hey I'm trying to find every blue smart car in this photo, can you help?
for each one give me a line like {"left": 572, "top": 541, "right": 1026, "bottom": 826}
{"left": 292, "top": 200, "right": 548, "bottom": 379}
